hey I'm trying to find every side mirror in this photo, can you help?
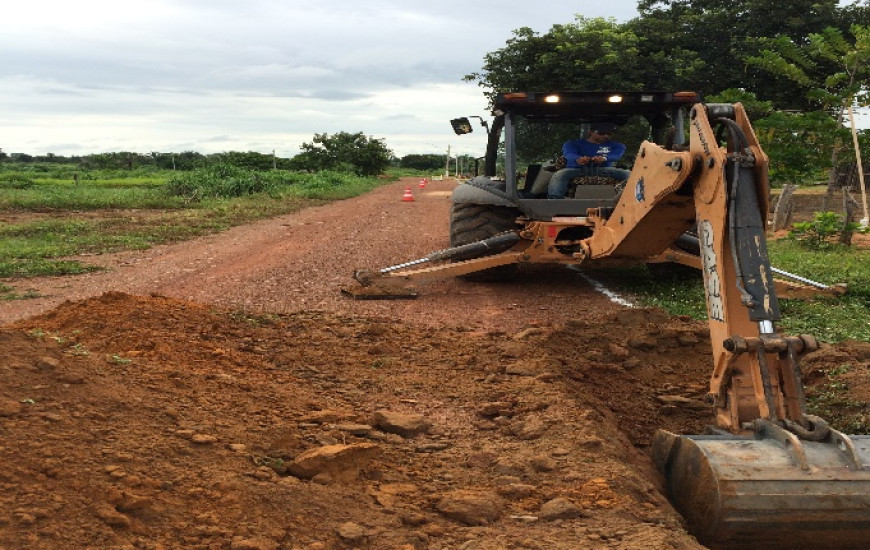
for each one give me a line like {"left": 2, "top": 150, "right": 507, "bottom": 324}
{"left": 450, "top": 117, "right": 473, "bottom": 135}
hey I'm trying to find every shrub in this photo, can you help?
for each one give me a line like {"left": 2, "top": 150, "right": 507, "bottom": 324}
{"left": 165, "top": 165, "right": 285, "bottom": 201}
{"left": 789, "top": 211, "right": 868, "bottom": 249}
{"left": 0, "top": 173, "right": 35, "bottom": 189}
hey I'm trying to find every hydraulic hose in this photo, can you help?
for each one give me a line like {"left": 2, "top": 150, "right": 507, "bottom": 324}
{"left": 717, "top": 117, "right": 758, "bottom": 310}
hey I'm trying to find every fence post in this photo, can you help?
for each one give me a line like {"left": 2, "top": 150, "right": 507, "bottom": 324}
{"left": 772, "top": 184, "right": 797, "bottom": 232}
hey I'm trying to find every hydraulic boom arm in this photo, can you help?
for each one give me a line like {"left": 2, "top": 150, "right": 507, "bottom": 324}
{"left": 631, "top": 104, "right": 870, "bottom": 550}
{"left": 581, "top": 103, "right": 821, "bottom": 434}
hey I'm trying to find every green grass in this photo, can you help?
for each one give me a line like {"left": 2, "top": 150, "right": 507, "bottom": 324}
{"left": 0, "top": 281, "right": 41, "bottom": 301}
{"left": 764, "top": 239, "right": 868, "bottom": 342}
{"left": 0, "top": 165, "right": 394, "bottom": 280}
{"left": 805, "top": 363, "right": 870, "bottom": 434}
{"left": 0, "top": 185, "right": 184, "bottom": 210}
{"left": 0, "top": 167, "right": 183, "bottom": 210}
{"left": 590, "top": 264, "right": 710, "bottom": 319}
{"left": 597, "top": 239, "right": 870, "bottom": 343}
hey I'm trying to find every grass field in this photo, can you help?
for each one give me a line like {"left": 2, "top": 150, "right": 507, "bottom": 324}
{"left": 0, "top": 163, "right": 404, "bottom": 281}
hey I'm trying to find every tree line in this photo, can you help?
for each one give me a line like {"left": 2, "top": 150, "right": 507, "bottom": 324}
{"left": 0, "top": 143, "right": 473, "bottom": 178}
{"left": 0, "top": 133, "right": 395, "bottom": 176}
{"left": 465, "top": 0, "right": 870, "bottom": 187}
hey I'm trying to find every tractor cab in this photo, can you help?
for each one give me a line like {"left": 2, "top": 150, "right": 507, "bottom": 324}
{"left": 455, "top": 91, "right": 701, "bottom": 220}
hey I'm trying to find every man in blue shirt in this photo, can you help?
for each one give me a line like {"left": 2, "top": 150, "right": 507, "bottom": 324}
{"left": 547, "top": 122, "right": 631, "bottom": 199}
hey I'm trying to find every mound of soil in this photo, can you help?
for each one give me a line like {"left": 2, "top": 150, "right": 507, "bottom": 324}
{"left": 1, "top": 177, "right": 868, "bottom": 550}
{"left": 1, "top": 291, "right": 718, "bottom": 550}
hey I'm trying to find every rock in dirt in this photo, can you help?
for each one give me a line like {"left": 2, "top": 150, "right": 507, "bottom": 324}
{"left": 0, "top": 398, "right": 23, "bottom": 417}
{"left": 677, "top": 332, "right": 700, "bottom": 345}
{"left": 286, "top": 443, "right": 379, "bottom": 480}
{"left": 92, "top": 501, "right": 132, "bottom": 528}
{"left": 373, "top": 483, "right": 420, "bottom": 509}
{"left": 435, "top": 490, "right": 504, "bottom": 526}
{"left": 372, "top": 410, "right": 431, "bottom": 438}
{"left": 36, "top": 356, "right": 61, "bottom": 371}
{"left": 509, "top": 415, "right": 548, "bottom": 440}
{"left": 539, "top": 497, "right": 585, "bottom": 521}
{"left": 529, "top": 454, "right": 557, "bottom": 472}
{"left": 496, "top": 483, "right": 536, "bottom": 500}
{"left": 505, "top": 363, "right": 539, "bottom": 376}
{"left": 478, "top": 401, "right": 511, "bottom": 417}
{"left": 844, "top": 340, "right": 870, "bottom": 360}
{"left": 513, "top": 327, "right": 546, "bottom": 340}
{"left": 627, "top": 335, "right": 657, "bottom": 350}
{"left": 334, "top": 422, "right": 373, "bottom": 436}
{"left": 606, "top": 343, "right": 631, "bottom": 360}
{"left": 336, "top": 521, "right": 367, "bottom": 542}
{"left": 656, "top": 395, "right": 692, "bottom": 405}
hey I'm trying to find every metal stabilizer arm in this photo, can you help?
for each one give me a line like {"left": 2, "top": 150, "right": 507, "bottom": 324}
{"left": 353, "top": 232, "right": 521, "bottom": 287}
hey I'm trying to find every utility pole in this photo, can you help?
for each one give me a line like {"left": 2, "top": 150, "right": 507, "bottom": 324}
{"left": 445, "top": 145, "right": 451, "bottom": 178}
{"left": 847, "top": 104, "right": 869, "bottom": 227}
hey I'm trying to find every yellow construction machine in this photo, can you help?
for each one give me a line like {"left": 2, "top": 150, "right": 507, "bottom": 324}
{"left": 350, "top": 91, "right": 869, "bottom": 549}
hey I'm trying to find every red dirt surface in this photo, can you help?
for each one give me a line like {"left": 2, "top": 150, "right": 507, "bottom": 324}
{"left": 1, "top": 177, "right": 868, "bottom": 550}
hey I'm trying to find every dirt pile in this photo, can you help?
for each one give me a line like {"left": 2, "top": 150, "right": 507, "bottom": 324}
{"left": 2, "top": 177, "right": 868, "bottom": 550}
{"left": 2, "top": 291, "right": 718, "bottom": 550}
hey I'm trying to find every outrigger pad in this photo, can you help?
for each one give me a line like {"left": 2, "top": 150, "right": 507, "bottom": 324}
{"left": 340, "top": 285, "right": 418, "bottom": 300}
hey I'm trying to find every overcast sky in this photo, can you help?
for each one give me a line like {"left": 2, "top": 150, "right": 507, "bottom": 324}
{"left": 0, "top": 1, "right": 645, "bottom": 159}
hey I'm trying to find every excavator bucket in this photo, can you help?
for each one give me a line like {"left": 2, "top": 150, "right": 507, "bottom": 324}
{"left": 652, "top": 428, "right": 870, "bottom": 550}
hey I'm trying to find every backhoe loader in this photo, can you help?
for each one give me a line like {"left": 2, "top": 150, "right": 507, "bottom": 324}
{"left": 350, "top": 91, "right": 870, "bottom": 549}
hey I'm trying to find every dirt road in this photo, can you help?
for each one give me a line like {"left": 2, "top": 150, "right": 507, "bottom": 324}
{"left": 0, "top": 176, "right": 618, "bottom": 331}
{"left": 3, "top": 177, "right": 864, "bottom": 549}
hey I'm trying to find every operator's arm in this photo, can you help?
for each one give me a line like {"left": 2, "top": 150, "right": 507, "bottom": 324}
{"left": 601, "top": 141, "right": 626, "bottom": 165}
{"left": 562, "top": 140, "right": 591, "bottom": 167}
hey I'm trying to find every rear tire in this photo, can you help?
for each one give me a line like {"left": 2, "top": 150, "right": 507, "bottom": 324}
{"left": 645, "top": 261, "right": 701, "bottom": 280}
{"left": 449, "top": 203, "right": 520, "bottom": 281}
{"left": 645, "top": 229, "right": 702, "bottom": 280}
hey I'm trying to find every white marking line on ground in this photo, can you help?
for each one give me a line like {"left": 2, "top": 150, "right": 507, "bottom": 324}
{"left": 567, "top": 266, "right": 636, "bottom": 308}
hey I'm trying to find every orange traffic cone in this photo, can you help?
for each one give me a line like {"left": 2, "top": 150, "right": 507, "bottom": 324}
{"left": 418, "top": 178, "right": 427, "bottom": 189}
{"left": 402, "top": 186, "right": 415, "bottom": 202}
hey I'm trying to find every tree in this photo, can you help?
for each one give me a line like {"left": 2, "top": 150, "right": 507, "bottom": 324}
{"left": 212, "top": 151, "right": 276, "bottom": 171}
{"left": 466, "top": 1, "right": 859, "bottom": 110}
{"left": 631, "top": 0, "right": 847, "bottom": 109}
{"left": 289, "top": 132, "right": 392, "bottom": 176}
{"left": 746, "top": 25, "right": 870, "bottom": 110}
{"left": 746, "top": 24, "right": 870, "bottom": 205}
{"left": 705, "top": 89, "right": 839, "bottom": 185}
{"left": 173, "top": 151, "right": 207, "bottom": 171}
{"left": 464, "top": 18, "right": 654, "bottom": 99}
{"left": 400, "top": 154, "right": 445, "bottom": 171}
{"left": 756, "top": 110, "right": 841, "bottom": 185}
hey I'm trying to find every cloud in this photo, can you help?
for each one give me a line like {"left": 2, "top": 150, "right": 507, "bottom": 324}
{"left": 0, "top": 0, "right": 641, "bottom": 156}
